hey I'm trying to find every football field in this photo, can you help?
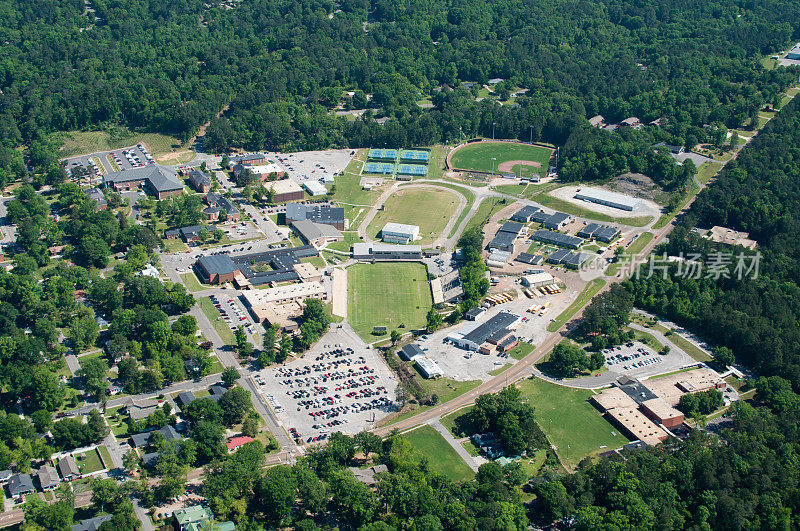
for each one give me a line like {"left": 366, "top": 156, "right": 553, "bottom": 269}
{"left": 348, "top": 262, "right": 433, "bottom": 340}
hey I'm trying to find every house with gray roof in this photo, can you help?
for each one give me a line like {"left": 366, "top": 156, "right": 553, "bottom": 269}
{"left": 71, "top": 515, "right": 113, "bottom": 531}
{"left": 36, "top": 465, "right": 60, "bottom": 491}
{"left": 57, "top": 455, "right": 80, "bottom": 481}
{"left": 7, "top": 473, "right": 34, "bottom": 498}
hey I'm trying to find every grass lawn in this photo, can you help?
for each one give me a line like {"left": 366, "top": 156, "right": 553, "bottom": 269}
{"left": 464, "top": 197, "right": 508, "bottom": 234}
{"left": 450, "top": 142, "right": 552, "bottom": 179}
{"left": 696, "top": 161, "right": 723, "bottom": 186}
{"left": 534, "top": 193, "right": 652, "bottom": 227}
{"left": 180, "top": 272, "right": 209, "bottom": 293}
{"left": 347, "top": 262, "right": 433, "bottom": 340}
{"left": 366, "top": 187, "right": 460, "bottom": 245}
{"left": 401, "top": 425, "right": 474, "bottom": 482}
{"left": 425, "top": 145, "right": 449, "bottom": 181}
{"left": 388, "top": 379, "right": 481, "bottom": 426}
{"left": 329, "top": 149, "right": 382, "bottom": 228}
{"left": 74, "top": 448, "right": 105, "bottom": 474}
{"left": 605, "top": 232, "right": 654, "bottom": 275}
{"left": 97, "top": 446, "right": 113, "bottom": 469}
{"left": 105, "top": 406, "right": 129, "bottom": 437}
{"left": 163, "top": 238, "right": 189, "bottom": 253}
{"left": 410, "top": 181, "right": 475, "bottom": 238}
{"left": 547, "top": 278, "right": 606, "bottom": 332}
{"left": 633, "top": 329, "right": 665, "bottom": 351}
{"left": 301, "top": 256, "right": 327, "bottom": 269}
{"left": 517, "top": 378, "right": 631, "bottom": 468}
{"left": 198, "top": 297, "right": 236, "bottom": 345}
{"left": 507, "top": 341, "right": 536, "bottom": 361}
{"left": 441, "top": 405, "right": 474, "bottom": 436}
{"left": 663, "top": 330, "right": 712, "bottom": 362}
{"left": 58, "top": 130, "right": 186, "bottom": 158}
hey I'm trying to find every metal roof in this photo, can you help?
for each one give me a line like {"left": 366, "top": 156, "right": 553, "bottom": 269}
{"left": 462, "top": 312, "right": 519, "bottom": 345}
{"left": 532, "top": 229, "right": 582, "bottom": 248}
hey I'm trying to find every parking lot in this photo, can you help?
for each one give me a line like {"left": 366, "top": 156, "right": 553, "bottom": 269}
{"left": 208, "top": 293, "right": 257, "bottom": 337}
{"left": 63, "top": 144, "right": 155, "bottom": 182}
{"left": 412, "top": 283, "right": 580, "bottom": 381}
{"left": 603, "top": 342, "right": 664, "bottom": 371}
{"left": 255, "top": 328, "right": 398, "bottom": 443}
{"left": 220, "top": 220, "right": 262, "bottom": 242}
{"left": 273, "top": 148, "right": 355, "bottom": 183}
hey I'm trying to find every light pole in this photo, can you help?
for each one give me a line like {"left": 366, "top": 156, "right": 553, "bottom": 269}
{"left": 491, "top": 157, "right": 496, "bottom": 179}
{"left": 492, "top": 122, "right": 497, "bottom": 140}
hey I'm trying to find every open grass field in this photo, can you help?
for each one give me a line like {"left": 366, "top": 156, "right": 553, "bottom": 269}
{"left": 517, "top": 378, "right": 631, "bottom": 468}
{"left": 547, "top": 279, "right": 606, "bottom": 332}
{"left": 180, "top": 272, "right": 209, "bottom": 293}
{"left": 329, "top": 149, "right": 383, "bottom": 229}
{"left": 450, "top": 141, "right": 552, "bottom": 179}
{"left": 464, "top": 197, "right": 508, "bottom": 234}
{"left": 58, "top": 130, "right": 186, "bottom": 158}
{"left": 696, "top": 161, "right": 723, "bottom": 185}
{"left": 401, "top": 425, "right": 474, "bottom": 482}
{"left": 388, "top": 379, "right": 481, "bottom": 427}
{"left": 605, "top": 232, "right": 654, "bottom": 275}
{"left": 198, "top": 297, "right": 236, "bottom": 345}
{"left": 367, "top": 187, "right": 460, "bottom": 245}
{"left": 348, "top": 262, "right": 433, "bottom": 340}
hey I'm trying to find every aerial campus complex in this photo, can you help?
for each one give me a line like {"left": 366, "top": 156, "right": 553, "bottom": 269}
{"left": 5, "top": 2, "right": 798, "bottom": 526}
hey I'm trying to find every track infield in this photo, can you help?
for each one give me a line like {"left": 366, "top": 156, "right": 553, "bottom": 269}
{"left": 347, "top": 262, "right": 433, "bottom": 340}
{"left": 448, "top": 141, "right": 553, "bottom": 178}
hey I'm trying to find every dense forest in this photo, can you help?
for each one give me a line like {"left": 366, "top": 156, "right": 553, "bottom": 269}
{"left": 2, "top": 0, "right": 800, "bottom": 174}
{"left": 626, "top": 94, "right": 800, "bottom": 389}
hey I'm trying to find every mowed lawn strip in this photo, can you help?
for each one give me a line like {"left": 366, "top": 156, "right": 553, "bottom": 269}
{"left": 517, "top": 378, "right": 631, "bottom": 468}
{"left": 198, "top": 297, "right": 236, "bottom": 345}
{"left": 450, "top": 142, "right": 552, "bottom": 178}
{"left": 547, "top": 278, "right": 606, "bottom": 332}
{"left": 348, "top": 262, "right": 432, "bottom": 340}
{"left": 402, "top": 425, "right": 474, "bottom": 482}
{"left": 367, "top": 187, "right": 460, "bottom": 245}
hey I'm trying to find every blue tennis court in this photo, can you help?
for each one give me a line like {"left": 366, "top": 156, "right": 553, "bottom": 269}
{"left": 368, "top": 148, "right": 398, "bottom": 161}
{"left": 399, "top": 150, "right": 430, "bottom": 162}
{"left": 363, "top": 162, "right": 394, "bottom": 174}
{"left": 397, "top": 164, "right": 428, "bottom": 176}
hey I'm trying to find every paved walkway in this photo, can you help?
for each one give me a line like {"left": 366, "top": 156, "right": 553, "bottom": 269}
{"left": 428, "top": 419, "right": 480, "bottom": 472}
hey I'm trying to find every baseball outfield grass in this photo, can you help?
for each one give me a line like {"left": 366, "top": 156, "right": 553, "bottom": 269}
{"left": 348, "top": 262, "right": 433, "bottom": 340}
{"left": 450, "top": 141, "right": 552, "bottom": 178}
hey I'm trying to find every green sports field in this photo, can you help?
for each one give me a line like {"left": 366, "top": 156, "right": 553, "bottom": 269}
{"left": 348, "top": 262, "right": 433, "bottom": 340}
{"left": 367, "top": 187, "right": 460, "bottom": 245}
{"left": 517, "top": 378, "right": 631, "bottom": 468}
{"left": 450, "top": 142, "right": 553, "bottom": 178}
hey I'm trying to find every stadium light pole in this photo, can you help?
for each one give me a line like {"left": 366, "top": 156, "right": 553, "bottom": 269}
{"left": 491, "top": 157, "right": 496, "bottom": 178}
{"left": 492, "top": 122, "right": 497, "bottom": 140}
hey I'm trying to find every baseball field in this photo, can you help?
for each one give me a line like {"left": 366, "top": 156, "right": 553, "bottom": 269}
{"left": 449, "top": 141, "right": 553, "bottom": 179}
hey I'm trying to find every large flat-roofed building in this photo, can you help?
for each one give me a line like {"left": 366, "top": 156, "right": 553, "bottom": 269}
{"left": 265, "top": 179, "right": 305, "bottom": 203}
{"left": 487, "top": 250, "right": 512, "bottom": 268}
{"left": 574, "top": 188, "right": 642, "bottom": 211}
{"left": 532, "top": 229, "right": 582, "bottom": 249}
{"left": 703, "top": 226, "right": 757, "bottom": 250}
{"left": 381, "top": 222, "right": 420, "bottom": 244}
{"left": 521, "top": 272, "right": 554, "bottom": 288}
{"left": 430, "top": 269, "right": 463, "bottom": 303}
{"left": 285, "top": 203, "right": 346, "bottom": 230}
{"left": 194, "top": 245, "right": 319, "bottom": 287}
{"left": 515, "top": 252, "right": 542, "bottom": 265}
{"left": 591, "top": 387, "right": 639, "bottom": 411}
{"left": 352, "top": 242, "right": 422, "bottom": 261}
{"left": 640, "top": 398, "right": 685, "bottom": 428}
{"left": 448, "top": 311, "right": 520, "bottom": 351}
{"left": 606, "top": 407, "right": 669, "bottom": 446}
{"left": 399, "top": 344, "right": 423, "bottom": 361}
{"left": 242, "top": 282, "right": 325, "bottom": 306}
{"left": 245, "top": 162, "right": 285, "bottom": 180}
{"left": 103, "top": 165, "right": 184, "bottom": 199}
{"left": 303, "top": 180, "right": 328, "bottom": 197}
{"left": 291, "top": 219, "right": 343, "bottom": 247}
{"left": 415, "top": 356, "right": 443, "bottom": 379}
{"left": 787, "top": 43, "right": 800, "bottom": 60}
